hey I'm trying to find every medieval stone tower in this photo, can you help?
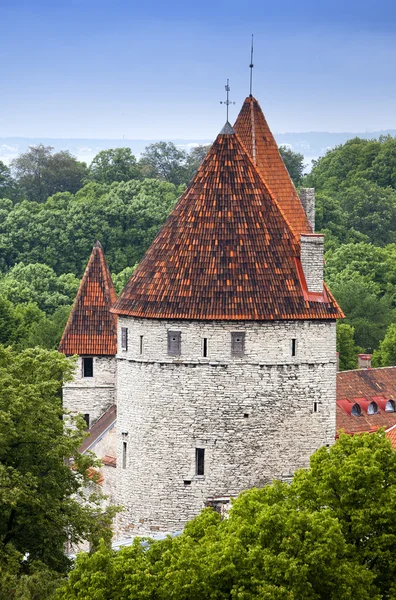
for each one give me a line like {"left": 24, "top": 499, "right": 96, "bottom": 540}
{"left": 59, "top": 241, "right": 118, "bottom": 429}
{"left": 107, "top": 96, "right": 343, "bottom": 536}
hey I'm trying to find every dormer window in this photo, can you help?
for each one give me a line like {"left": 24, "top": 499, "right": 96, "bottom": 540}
{"left": 82, "top": 357, "right": 93, "bottom": 378}
{"left": 386, "top": 400, "right": 396, "bottom": 412}
{"left": 367, "top": 401, "right": 378, "bottom": 415}
{"left": 351, "top": 403, "right": 362, "bottom": 416}
{"left": 231, "top": 332, "right": 245, "bottom": 356}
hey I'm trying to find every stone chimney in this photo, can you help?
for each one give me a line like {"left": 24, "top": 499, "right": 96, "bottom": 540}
{"left": 358, "top": 354, "right": 372, "bottom": 369}
{"left": 300, "top": 188, "right": 315, "bottom": 231}
{"left": 300, "top": 234, "right": 324, "bottom": 293}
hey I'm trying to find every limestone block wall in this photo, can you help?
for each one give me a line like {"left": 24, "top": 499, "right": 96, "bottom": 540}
{"left": 115, "top": 317, "right": 336, "bottom": 536}
{"left": 300, "top": 234, "right": 324, "bottom": 293}
{"left": 63, "top": 356, "right": 116, "bottom": 426}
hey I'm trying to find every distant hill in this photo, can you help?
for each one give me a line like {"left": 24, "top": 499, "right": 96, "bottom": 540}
{"left": 1, "top": 130, "right": 395, "bottom": 170}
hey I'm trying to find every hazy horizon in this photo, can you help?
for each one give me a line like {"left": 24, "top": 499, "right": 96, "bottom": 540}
{"left": 1, "top": 0, "right": 396, "bottom": 140}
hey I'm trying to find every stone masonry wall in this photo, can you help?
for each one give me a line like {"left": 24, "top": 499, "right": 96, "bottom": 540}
{"left": 300, "top": 234, "right": 324, "bottom": 293}
{"left": 63, "top": 356, "right": 116, "bottom": 426}
{"left": 115, "top": 317, "right": 336, "bottom": 537}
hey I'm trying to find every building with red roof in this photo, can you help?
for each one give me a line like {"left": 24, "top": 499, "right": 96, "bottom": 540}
{"left": 59, "top": 241, "right": 117, "bottom": 426}
{"left": 61, "top": 94, "right": 345, "bottom": 539}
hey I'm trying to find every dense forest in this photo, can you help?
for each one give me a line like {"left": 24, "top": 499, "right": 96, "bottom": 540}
{"left": 1, "top": 136, "right": 396, "bottom": 366}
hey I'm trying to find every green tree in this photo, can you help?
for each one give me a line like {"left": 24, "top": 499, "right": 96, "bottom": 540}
{"left": 112, "top": 265, "right": 137, "bottom": 295}
{"left": 0, "top": 295, "right": 18, "bottom": 346}
{"left": 0, "top": 160, "right": 19, "bottom": 201}
{"left": 279, "top": 145, "right": 305, "bottom": 186}
{"left": 87, "top": 148, "right": 140, "bottom": 184}
{"left": 59, "top": 433, "right": 396, "bottom": 599}
{"left": 0, "top": 263, "right": 79, "bottom": 314}
{"left": 372, "top": 323, "right": 396, "bottom": 367}
{"left": 336, "top": 322, "right": 361, "bottom": 371}
{"left": 11, "top": 145, "right": 88, "bottom": 203}
{"left": 139, "top": 141, "right": 189, "bottom": 186}
{"left": 0, "top": 346, "right": 115, "bottom": 583}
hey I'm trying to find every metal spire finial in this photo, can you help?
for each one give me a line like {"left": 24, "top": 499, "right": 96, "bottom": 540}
{"left": 220, "top": 79, "right": 235, "bottom": 122}
{"left": 249, "top": 34, "right": 254, "bottom": 96}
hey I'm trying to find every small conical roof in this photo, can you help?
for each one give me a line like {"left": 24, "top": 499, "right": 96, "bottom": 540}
{"left": 59, "top": 242, "right": 117, "bottom": 355}
{"left": 111, "top": 128, "right": 341, "bottom": 321}
{"left": 234, "top": 96, "right": 311, "bottom": 237}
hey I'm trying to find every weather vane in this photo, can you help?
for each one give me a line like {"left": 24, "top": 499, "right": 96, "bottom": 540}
{"left": 220, "top": 79, "right": 235, "bottom": 122}
{"left": 249, "top": 34, "right": 254, "bottom": 96}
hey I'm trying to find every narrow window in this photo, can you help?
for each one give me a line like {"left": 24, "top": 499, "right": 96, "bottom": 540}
{"left": 83, "top": 357, "right": 93, "bottom": 378}
{"left": 196, "top": 448, "right": 205, "bottom": 476}
{"left": 121, "top": 327, "right": 128, "bottom": 351}
{"left": 83, "top": 413, "right": 90, "bottom": 429}
{"left": 313, "top": 401, "right": 318, "bottom": 413}
{"left": 202, "top": 337, "right": 208, "bottom": 357}
{"left": 139, "top": 335, "right": 144, "bottom": 355}
{"left": 291, "top": 338, "right": 297, "bottom": 357}
{"left": 231, "top": 332, "right": 245, "bottom": 356}
{"left": 122, "top": 442, "right": 127, "bottom": 469}
{"left": 168, "top": 331, "right": 181, "bottom": 356}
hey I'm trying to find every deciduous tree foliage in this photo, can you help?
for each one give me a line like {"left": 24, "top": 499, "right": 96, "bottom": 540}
{"left": 11, "top": 145, "right": 88, "bottom": 203}
{"left": 336, "top": 323, "right": 362, "bottom": 371}
{"left": 58, "top": 432, "right": 396, "bottom": 600}
{"left": 0, "top": 346, "right": 116, "bottom": 591}
{"left": 373, "top": 323, "right": 396, "bottom": 367}
{"left": 87, "top": 148, "right": 141, "bottom": 184}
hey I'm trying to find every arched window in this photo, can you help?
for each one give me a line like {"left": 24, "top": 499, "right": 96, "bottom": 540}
{"left": 367, "top": 402, "right": 378, "bottom": 415}
{"left": 386, "top": 400, "right": 396, "bottom": 412}
{"left": 351, "top": 403, "right": 362, "bottom": 416}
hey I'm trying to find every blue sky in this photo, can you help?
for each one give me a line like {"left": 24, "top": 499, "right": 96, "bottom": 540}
{"left": 1, "top": 0, "right": 395, "bottom": 138}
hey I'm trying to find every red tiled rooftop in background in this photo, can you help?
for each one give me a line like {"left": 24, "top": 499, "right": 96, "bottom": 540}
{"left": 386, "top": 425, "right": 396, "bottom": 448}
{"left": 234, "top": 96, "right": 312, "bottom": 238}
{"left": 112, "top": 128, "right": 342, "bottom": 321}
{"left": 59, "top": 241, "right": 117, "bottom": 356}
{"left": 336, "top": 368, "right": 396, "bottom": 435}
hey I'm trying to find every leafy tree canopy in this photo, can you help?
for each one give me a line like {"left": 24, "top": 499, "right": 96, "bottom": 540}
{"left": 58, "top": 432, "right": 396, "bottom": 600}
{"left": 87, "top": 148, "right": 140, "bottom": 185}
{"left": 0, "top": 263, "right": 79, "bottom": 314}
{"left": 373, "top": 323, "right": 396, "bottom": 367}
{"left": 336, "top": 322, "right": 362, "bottom": 371}
{"left": 11, "top": 145, "right": 88, "bottom": 203}
{"left": 138, "top": 142, "right": 211, "bottom": 186}
{"left": 0, "top": 346, "right": 115, "bottom": 591}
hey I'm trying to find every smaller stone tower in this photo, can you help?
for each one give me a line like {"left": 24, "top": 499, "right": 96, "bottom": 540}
{"left": 59, "top": 241, "right": 117, "bottom": 428}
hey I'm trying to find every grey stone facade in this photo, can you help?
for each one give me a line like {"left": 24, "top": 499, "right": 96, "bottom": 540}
{"left": 63, "top": 356, "right": 116, "bottom": 426}
{"left": 300, "top": 234, "right": 325, "bottom": 293}
{"left": 299, "top": 188, "right": 316, "bottom": 231}
{"left": 115, "top": 317, "right": 336, "bottom": 536}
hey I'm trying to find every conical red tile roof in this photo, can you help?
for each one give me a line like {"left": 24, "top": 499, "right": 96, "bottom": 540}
{"left": 59, "top": 242, "right": 117, "bottom": 355}
{"left": 111, "top": 127, "right": 342, "bottom": 321}
{"left": 234, "top": 96, "right": 311, "bottom": 237}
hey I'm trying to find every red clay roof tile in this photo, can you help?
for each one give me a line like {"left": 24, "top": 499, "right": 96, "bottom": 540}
{"left": 112, "top": 128, "right": 342, "bottom": 321}
{"left": 234, "top": 96, "right": 311, "bottom": 238}
{"left": 59, "top": 242, "right": 117, "bottom": 355}
{"left": 336, "top": 368, "right": 396, "bottom": 435}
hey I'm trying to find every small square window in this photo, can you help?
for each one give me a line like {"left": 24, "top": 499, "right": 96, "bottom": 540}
{"left": 121, "top": 327, "right": 128, "bottom": 351}
{"left": 168, "top": 331, "right": 181, "bottom": 356}
{"left": 196, "top": 448, "right": 205, "bottom": 476}
{"left": 231, "top": 332, "right": 245, "bottom": 356}
{"left": 82, "top": 357, "right": 93, "bottom": 378}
